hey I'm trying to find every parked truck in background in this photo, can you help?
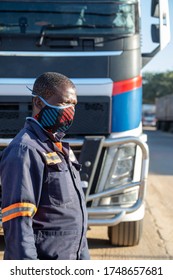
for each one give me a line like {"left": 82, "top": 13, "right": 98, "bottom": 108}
{"left": 156, "top": 94, "right": 173, "bottom": 132}
{"left": 0, "top": 0, "right": 170, "bottom": 246}
{"left": 142, "top": 104, "right": 156, "bottom": 127}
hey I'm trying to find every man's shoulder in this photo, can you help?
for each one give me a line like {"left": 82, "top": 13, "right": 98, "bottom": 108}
{"left": 5, "top": 123, "right": 39, "bottom": 153}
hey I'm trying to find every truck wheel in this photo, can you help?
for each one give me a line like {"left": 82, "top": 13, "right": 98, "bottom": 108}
{"left": 108, "top": 220, "right": 143, "bottom": 246}
{"left": 161, "top": 121, "right": 169, "bottom": 132}
{"left": 156, "top": 121, "right": 161, "bottom": 130}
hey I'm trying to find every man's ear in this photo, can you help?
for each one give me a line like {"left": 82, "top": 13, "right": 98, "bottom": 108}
{"left": 33, "top": 96, "right": 44, "bottom": 110}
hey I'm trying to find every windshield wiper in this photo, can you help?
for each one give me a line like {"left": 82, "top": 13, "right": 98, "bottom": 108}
{"left": 37, "top": 24, "right": 96, "bottom": 46}
{"left": 37, "top": 24, "right": 116, "bottom": 46}
{"left": 94, "top": 34, "right": 133, "bottom": 46}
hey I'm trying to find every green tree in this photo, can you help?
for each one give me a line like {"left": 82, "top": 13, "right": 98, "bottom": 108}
{"left": 142, "top": 71, "right": 173, "bottom": 104}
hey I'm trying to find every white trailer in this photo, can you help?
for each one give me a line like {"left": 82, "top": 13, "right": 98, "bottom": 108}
{"left": 156, "top": 94, "right": 173, "bottom": 132}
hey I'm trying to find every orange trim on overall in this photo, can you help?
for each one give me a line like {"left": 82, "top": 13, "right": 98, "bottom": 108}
{"left": 2, "top": 202, "right": 37, "bottom": 214}
{"left": 2, "top": 211, "right": 35, "bottom": 223}
{"left": 2, "top": 202, "right": 37, "bottom": 223}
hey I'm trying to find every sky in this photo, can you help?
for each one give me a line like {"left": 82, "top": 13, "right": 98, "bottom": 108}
{"left": 141, "top": 0, "right": 173, "bottom": 73}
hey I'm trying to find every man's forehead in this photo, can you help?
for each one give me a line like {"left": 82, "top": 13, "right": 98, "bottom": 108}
{"left": 55, "top": 86, "right": 76, "bottom": 96}
{"left": 47, "top": 86, "right": 77, "bottom": 104}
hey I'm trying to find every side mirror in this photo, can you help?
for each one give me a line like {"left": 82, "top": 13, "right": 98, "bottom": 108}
{"left": 151, "top": 0, "right": 170, "bottom": 48}
{"left": 142, "top": 0, "right": 170, "bottom": 67}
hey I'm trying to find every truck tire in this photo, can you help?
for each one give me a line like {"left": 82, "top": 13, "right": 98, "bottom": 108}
{"left": 156, "top": 121, "right": 161, "bottom": 130}
{"left": 108, "top": 220, "right": 143, "bottom": 246}
{"left": 161, "top": 121, "right": 169, "bottom": 132}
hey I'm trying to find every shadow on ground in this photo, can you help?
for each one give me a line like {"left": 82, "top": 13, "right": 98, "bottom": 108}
{"left": 88, "top": 237, "right": 112, "bottom": 249}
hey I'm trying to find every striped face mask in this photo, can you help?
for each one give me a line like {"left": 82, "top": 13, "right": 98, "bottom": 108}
{"left": 34, "top": 95, "right": 75, "bottom": 133}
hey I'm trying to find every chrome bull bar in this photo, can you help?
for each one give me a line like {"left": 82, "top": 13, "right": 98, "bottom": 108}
{"left": 69, "top": 136, "right": 149, "bottom": 226}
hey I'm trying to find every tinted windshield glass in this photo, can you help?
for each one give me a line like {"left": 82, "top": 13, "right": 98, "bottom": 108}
{"left": 0, "top": 1, "right": 139, "bottom": 36}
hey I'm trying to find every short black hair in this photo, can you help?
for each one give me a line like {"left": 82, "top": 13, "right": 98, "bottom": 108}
{"left": 33, "top": 72, "right": 76, "bottom": 99}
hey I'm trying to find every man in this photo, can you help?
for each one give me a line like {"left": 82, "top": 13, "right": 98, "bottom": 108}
{"left": 0, "top": 72, "right": 90, "bottom": 260}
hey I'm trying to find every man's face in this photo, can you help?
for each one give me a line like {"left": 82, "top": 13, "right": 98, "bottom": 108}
{"left": 33, "top": 86, "right": 77, "bottom": 115}
{"left": 32, "top": 86, "right": 77, "bottom": 133}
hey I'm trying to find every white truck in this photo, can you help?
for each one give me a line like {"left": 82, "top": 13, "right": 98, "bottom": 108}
{"left": 156, "top": 94, "right": 173, "bottom": 132}
{"left": 0, "top": 0, "right": 170, "bottom": 246}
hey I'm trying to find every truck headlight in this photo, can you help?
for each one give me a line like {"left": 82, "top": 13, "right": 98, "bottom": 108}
{"left": 99, "top": 144, "right": 137, "bottom": 207}
{"left": 109, "top": 144, "right": 135, "bottom": 186}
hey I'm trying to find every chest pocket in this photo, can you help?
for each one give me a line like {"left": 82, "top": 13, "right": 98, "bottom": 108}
{"left": 47, "top": 160, "right": 75, "bottom": 206}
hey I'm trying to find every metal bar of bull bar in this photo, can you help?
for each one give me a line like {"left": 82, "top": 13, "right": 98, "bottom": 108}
{"left": 68, "top": 136, "right": 149, "bottom": 226}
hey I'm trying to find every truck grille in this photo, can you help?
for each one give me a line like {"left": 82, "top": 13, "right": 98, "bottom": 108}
{"left": 0, "top": 101, "right": 32, "bottom": 137}
{"left": 68, "top": 96, "right": 111, "bottom": 135}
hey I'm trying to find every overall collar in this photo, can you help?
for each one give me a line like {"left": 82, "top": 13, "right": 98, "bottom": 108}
{"left": 25, "top": 118, "right": 70, "bottom": 155}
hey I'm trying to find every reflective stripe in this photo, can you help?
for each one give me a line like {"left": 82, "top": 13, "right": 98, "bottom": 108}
{"left": 42, "top": 152, "right": 62, "bottom": 164}
{"left": 2, "top": 202, "right": 37, "bottom": 223}
{"left": 112, "top": 76, "right": 142, "bottom": 96}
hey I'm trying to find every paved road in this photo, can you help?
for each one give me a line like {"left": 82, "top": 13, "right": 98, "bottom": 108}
{"left": 0, "top": 128, "right": 173, "bottom": 260}
{"left": 87, "top": 128, "right": 173, "bottom": 259}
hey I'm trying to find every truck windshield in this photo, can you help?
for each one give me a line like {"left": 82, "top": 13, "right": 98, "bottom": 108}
{"left": 0, "top": 1, "right": 139, "bottom": 37}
